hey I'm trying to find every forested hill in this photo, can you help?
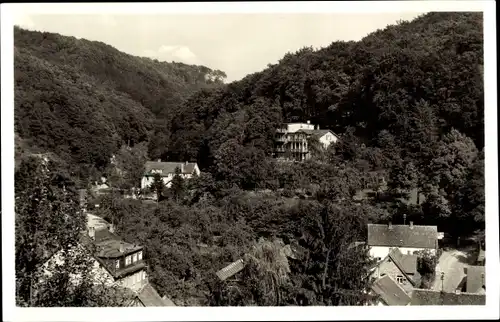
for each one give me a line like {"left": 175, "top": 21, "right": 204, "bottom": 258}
{"left": 169, "top": 12, "right": 484, "bottom": 176}
{"left": 15, "top": 12, "right": 483, "bottom": 189}
{"left": 14, "top": 26, "right": 226, "bottom": 184}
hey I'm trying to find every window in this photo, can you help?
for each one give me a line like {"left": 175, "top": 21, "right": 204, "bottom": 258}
{"left": 132, "top": 253, "right": 137, "bottom": 263}
{"left": 115, "top": 260, "right": 120, "bottom": 269}
{"left": 125, "top": 256, "right": 131, "bottom": 266}
{"left": 138, "top": 251, "right": 143, "bottom": 261}
{"left": 396, "top": 276, "right": 404, "bottom": 284}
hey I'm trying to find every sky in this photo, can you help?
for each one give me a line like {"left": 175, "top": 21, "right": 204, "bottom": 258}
{"left": 14, "top": 12, "right": 425, "bottom": 82}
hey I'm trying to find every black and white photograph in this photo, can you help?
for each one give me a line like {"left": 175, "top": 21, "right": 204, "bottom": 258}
{"left": 1, "top": 1, "right": 498, "bottom": 321}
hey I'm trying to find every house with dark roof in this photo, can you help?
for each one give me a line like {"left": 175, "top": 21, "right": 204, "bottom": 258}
{"left": 370, "top": 248, "right": 421, "bottom": 292}
{"left": 367, "top": 222, "right": 439, "bottom": 261}
{"left": 370, "top": 275, "right": 412, "bottom": 306}
{"left": 141, "top": 160, "right": 200, "bottom": 190}
{"left": 42, "top": 214, "right": 175, "bottom": 306}
{"left": 410, "top": 289, "right": 486, "bottom": 305}
{"left": 457, "top": 265, "right": 486, "bottom": 294}
{"left": 273, "top": 121, "right": 339, "bottom": 162}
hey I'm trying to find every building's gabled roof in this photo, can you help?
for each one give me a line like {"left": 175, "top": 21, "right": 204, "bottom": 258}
{"left": 371, "top": 275, "right": 411, "bottom": 306}
{"left": 87, "top": 213, "right": 110, "bottom": 230}
{"left": 367, "top": 224, "right": 438, "bottom": 249}
{"left": 136, "top": 283, "right": 176, "bottom": 306}
{"left": 410, "top": 289, "right": 486, "bottom": 305}
{"left": 93, "top": 228, "right": 143, "bottom": 258}
{"left": 465, "top": 265, "right": 486, "bottom": 293}
{"left": 84, "top": 214, "right": 142, "bottom": 259}
{"left": 386, "top": 248, "right": 420, "bottom": 287}
{"left": 388, "top": 248, "right": 418, "bottom": 275}
{"left": 216, "top": 259, "right": 245, "bottom": 281}
{"left": 144, "top": 161, "right": 197, "bottom": 177}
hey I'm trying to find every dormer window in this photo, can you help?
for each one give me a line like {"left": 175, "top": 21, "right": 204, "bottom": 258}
{"left": 125, "top": 255, "right": 131, "bottom": 266}
{"left": 151, "top": 169, "right": 162, "bottom": 174}
{"left": 132, "top": 253, "right": 137, "bottom": 263}
{"left": 138, "top": 251, "right": 143, "bottom": 261}
{"left": 115, "top": 260, "right": 120, "bottom": 269}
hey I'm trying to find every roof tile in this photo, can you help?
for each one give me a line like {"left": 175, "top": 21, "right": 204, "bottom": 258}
{"left": 216, "top": 259, "right": 245, "bottom": 281}
{"left": 137, "top": 283, "right": 176, "bottom": 306}
{"left": 411, "top": 289, "right": 486, "bottom": 305}
{"left": 466, "top": 265, "right": 485, "bottom": 293}
{"left": 371, "top": 275, "right": 411, "bottom": 306}
{"left": 368, "top": 224, "right": 438, "bottom": 248}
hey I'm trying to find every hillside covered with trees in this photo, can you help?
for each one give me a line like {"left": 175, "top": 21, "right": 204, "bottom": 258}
{"left": 14, "top": 12, "right": 485, "bottom": 307}
{"left": 14, "top": 26, "right": 226, "bottom": 185}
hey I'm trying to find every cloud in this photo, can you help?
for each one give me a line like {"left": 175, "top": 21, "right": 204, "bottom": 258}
{"left": 142, "top": 45, "right": 201, "bottom": 65}
{"left": 15, "top": 13, "right": 36, "bottom": 30}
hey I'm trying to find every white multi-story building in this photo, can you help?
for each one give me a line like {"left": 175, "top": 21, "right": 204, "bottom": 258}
{"left": 141, "top": 160, "right": 201, "bottom": 189}
{"left": 274, "top": 121, "right": 339, "bottom": 161}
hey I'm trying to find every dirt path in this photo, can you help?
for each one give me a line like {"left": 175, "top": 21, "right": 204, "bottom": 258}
{"left": 432, "top": 248, "right": 474, "bottom": 292}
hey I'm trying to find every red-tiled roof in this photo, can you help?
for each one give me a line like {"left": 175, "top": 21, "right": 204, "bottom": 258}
{"left": 465, "top": 265, "right": 485, "bottom": 293}
{"left": 371, "top": 275, "right": 411, "bottom": 306}
{"left": 144, "top": 161, "right": 197, "bottom": 176}
{"left": 410, "top": 289, "right": 486, "bottom": 305}
{"left": 367, "top": 224, "right": 438, "bottom": 249}
{"left": 216, "top": 259, "right": 245, "bottom": 281}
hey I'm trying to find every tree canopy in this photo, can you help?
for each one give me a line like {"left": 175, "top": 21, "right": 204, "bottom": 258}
{"left": 14, "top": 12, "right": 485, "bottom": 307}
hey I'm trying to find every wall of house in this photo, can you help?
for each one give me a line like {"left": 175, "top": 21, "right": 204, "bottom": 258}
{"left": 42, "top": 246, "right": 115, "bottom": 287}
{"left": 141, "top": 173, "right": 193, "bottom": 189}
{"left": 117, "top": 269, "right": 148, "bottom": 291}
{"left": 101, "top": 249, "right": 144, "bottom": 275}
{"left": 369, "top": 246, "right": 436, "bottom": 260}
{"left": 371, "top": 258, "right": 415, "bottom": 292}
{"left": 192, "top": 164, "right": 201, "bottom": 176}
{"left": 319, "top": 132, "right": 339, "bottom": 148}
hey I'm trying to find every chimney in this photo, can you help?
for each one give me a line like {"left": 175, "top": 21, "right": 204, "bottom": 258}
{"left": 455, "top": 289, "right": 461, "bottom": 295}
{"left": 109, "top": 224, "right": 115, "bottom": 233}
{"left": 119, "top": 242, "right": 125, "bottom": 253}
{"left": 180, "top": 163, "right": 184, "bottom": 173}
{"left": 316, "top": 125, "right": 320, "bottom": 130}
{"left": 388, "top": 222, "right": 393, "bottom": 230}
{"left": 89, "top": 226, "right": 95, "bottom": 240}
{"left": 157, "top": 159, "right": 161, "bottom": 162}
{"left": 409, "top": 221, "right": 414, "bottom": 229}
{"left": 307, "top": 120, "right": 310, "bottom": 124}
